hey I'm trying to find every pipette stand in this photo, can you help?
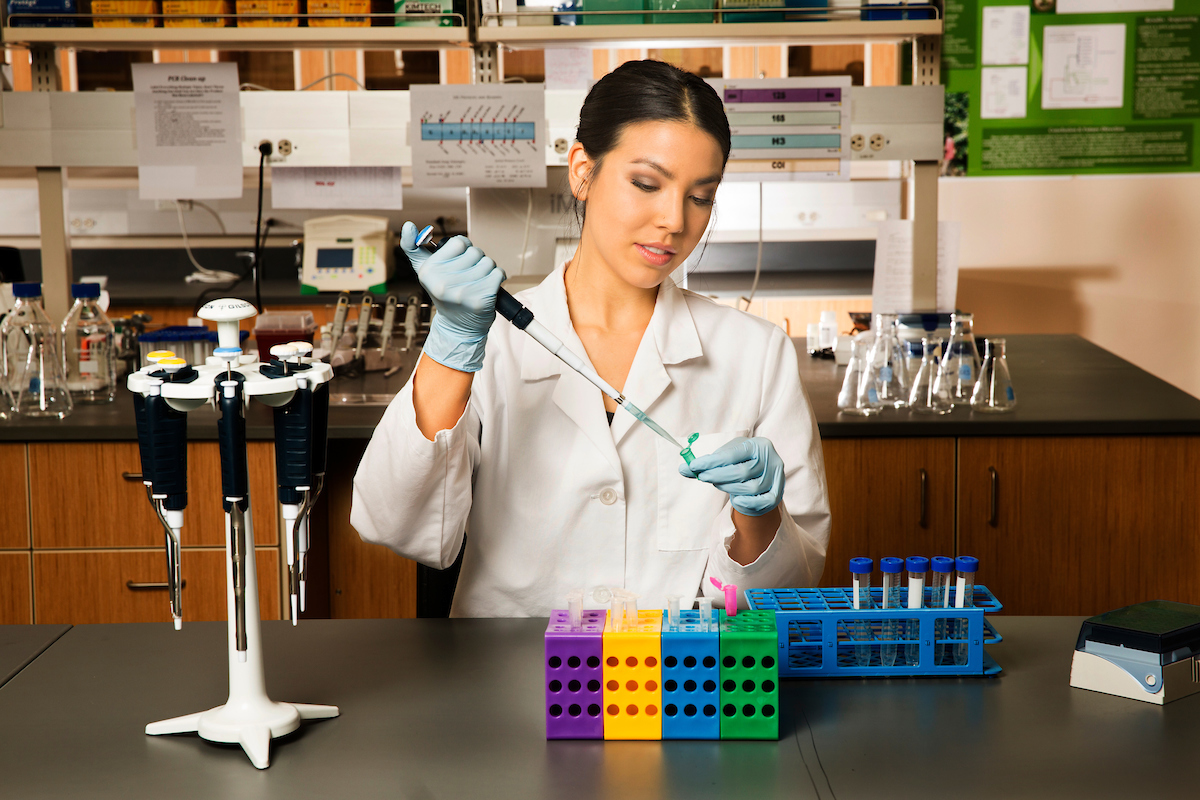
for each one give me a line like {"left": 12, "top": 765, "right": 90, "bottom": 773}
{"left": 133, "top": 298, "right": 338, "bottom": 769}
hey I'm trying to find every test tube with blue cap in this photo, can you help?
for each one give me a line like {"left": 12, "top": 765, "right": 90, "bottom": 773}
{"left": 880, "top": 557, "right": 904, "bottom": 667}
{"left": 849, "top": 557, "right": 873, "bottom": 666}
{"left": 904, "top": 556, "right": 928, "bottom": 666}
{"left": 929, "top": 556, "right": 955, "bottom": 665}
{"left": 953, "top": 556, "right": 979, "bottom": 665}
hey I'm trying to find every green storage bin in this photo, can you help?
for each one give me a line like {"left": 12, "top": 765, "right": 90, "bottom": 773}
{"left": 580, "top": 0, "right": 643, "bottom": 25}
{"left": 646, "top": 0, "right": 713, "bottom": 24}
{"left": 720, "top": 0, "right": 782, "bottom": 23}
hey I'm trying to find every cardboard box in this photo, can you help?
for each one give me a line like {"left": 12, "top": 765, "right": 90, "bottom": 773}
{"left": 6, "top": 0, "right": 78, "bottom": 27}
{"left": 162, "top": 0, "right": 231, "bottom": 26}
{"left": 307, "top": 0, "right": 368, "bottom": 26}
{"left": 235, "top": 0, "right": 298, "bottom": 26}
{"left": 394, "top": 0, "right": 450, "bottom": 26}
{"left": 91, "top": 0, "right": 158, "bottom": 28}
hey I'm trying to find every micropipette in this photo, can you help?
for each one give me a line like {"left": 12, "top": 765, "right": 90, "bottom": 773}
{"left": 415, "top": 225, "right": 687, "bottom": 452}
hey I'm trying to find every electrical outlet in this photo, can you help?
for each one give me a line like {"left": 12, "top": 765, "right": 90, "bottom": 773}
{"left": 850, "top": 134, "right": 865, "bottom": 151}
{"left": 869, "top": 133, "right": 887, "bottom": 151}
{"left": 278, "top": 139, "right": 293, "bottom": 157}
{"left": 553, "top": 137, "right": 569, "bottom": 155}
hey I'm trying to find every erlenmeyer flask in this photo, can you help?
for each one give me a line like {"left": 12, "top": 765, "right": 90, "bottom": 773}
{"left": 837, "top": 337, "right": 879, "bottom": 416}
{"left": 861, "top": 313, "right": 909, "bottom": 409}
{"left": 971, "top": 338, "right": 1017, "bottom": 413}
{"left": 11, "top": 289, "right": 73, "bottom": 419}
{"left": 940, "top": 312, "right": 980, "bottom": 406}
{"left": 909, "top": 337, "right": 952, "bottom": 415}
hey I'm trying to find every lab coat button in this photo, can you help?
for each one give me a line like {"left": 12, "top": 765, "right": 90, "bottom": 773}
{"left": 599, "top": 488, "right": 618, "bottom": 505}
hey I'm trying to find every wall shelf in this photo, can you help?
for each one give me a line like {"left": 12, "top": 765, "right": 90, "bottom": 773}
{"left": 1, "top": 25, "right": 469, "bottom": 51}
{"left": 477, "top": 18, "right": 941, "bottom": 49}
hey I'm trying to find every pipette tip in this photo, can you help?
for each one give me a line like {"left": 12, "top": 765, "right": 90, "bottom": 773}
{"left": 291, "top": 596, "right": 299, "bottom": 626}
{"left": 173, "top": 617, "right": 182, "bottom": 631}
{"left": 238, "top": 651, "right": 247, "bottom": 663}
{"left": 300, "top": 582, "right": 307, "bottom": 613}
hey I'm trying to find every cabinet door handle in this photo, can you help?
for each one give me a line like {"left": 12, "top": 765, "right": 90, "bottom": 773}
{"left": 126, "top": 580, "right": 186, "bottom": 591}
{"left": 918, "top": 468, "right": 928, "bottom": 528}
{"left": 988, "top": 467, "right": 999, "bottom": 527}
{"left": 121, "top": 471, "right": 144, "bottom": 482}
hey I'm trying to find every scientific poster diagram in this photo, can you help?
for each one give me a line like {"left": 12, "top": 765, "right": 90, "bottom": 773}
{"left": 410, "top": 84, "right": 547, "bottom": 188}
{"left": 1041, "top": 24, "right": 1126, "bottom": 110}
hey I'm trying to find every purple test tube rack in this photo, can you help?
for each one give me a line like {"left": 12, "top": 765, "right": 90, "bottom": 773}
{"left": 545, "top": 609, "right": 607, "bottom": 739}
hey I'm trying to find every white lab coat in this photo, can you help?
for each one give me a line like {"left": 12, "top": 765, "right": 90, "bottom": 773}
{"left": 351, "top": 263, "right": 831, "bottom": 617}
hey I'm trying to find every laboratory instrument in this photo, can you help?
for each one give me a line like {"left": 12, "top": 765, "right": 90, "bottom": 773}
{"left": 849, "top": 557, "right": 873, "bottom": 667}
{"left": 0, "top": 282, "right": 72, "bottom": 419}
{"left": 929, "top": 556, "right": 955, "bottom": 665}
{"left": 415, "top": 224, "right": 690, "bottom": 457}
{"left": 328, "top": 292, "right": 351, "bottom": 352}
{"left": 940, "top": 312, "right": 980, "bottom": 406}
{"left": 1070, "top": 600, "right": 1200, "bottom": 705}
{"left": 880, "top": 556, "right": 903, "bottom": 666}
{"left": 908, "top": 337, "right": 951, "bottom": 415}
{"left": 129, "top": 297, "right": 338, "bottom": 770}
{"left": 904, "top": 556, "right": 928, "bottom": 666}
{"left": 953, "top": 556, "right": 979, "bottom": 666}
{"left": 971, "top": 338, "right": 1017, "bottom": 413}
{"left": 301, "top": 215, "right": 394, "bottom": 294}
{"left": 378, "top": 294, "right": 398, "bottom": 355}
{"left": 860, "top": 313, "right": 909, "bottom": 410}
{"left": 61, "top": 282, "right": 116, "bottom": 404}
{"left": 354, "top": 294, "right": 373, "bottom": 360}
{"left": 837, "top": 337, "right": 878, "bottom": 416}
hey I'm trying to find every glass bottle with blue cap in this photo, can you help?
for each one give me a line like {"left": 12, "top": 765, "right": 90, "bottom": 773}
{"left": 62, "top": 282, "right": 116, "bottom": 404}
{"left": 0, "top": 282, "right": 73, "bottom": 419}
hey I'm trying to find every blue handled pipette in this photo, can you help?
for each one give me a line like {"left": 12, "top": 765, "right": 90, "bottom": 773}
{"left": 415, "top": 225, "right": 687, "bottom": 452}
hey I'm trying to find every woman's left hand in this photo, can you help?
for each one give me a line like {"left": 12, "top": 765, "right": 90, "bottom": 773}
{"left": 678, "top": 436, "right": 785, "bottom": 517}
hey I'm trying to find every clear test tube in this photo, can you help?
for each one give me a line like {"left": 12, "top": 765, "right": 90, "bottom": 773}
{"left": 953, "top": 556, "right": 980, "bottom": 666}
{"left": 698, "top": 597, "right": 714, "bottom": 633}
{"left": 610, "top": 595, "right": 625, "bottom": 633}
{"left": 880, "top": 557, "right": 904, "bottom": 667}
{"left": 566, "top": 591, "right": 584, "bottom": 631}
{"left": 929, "top": 557, "right": 954, "bottom": 665}
{"left": 904, "top": 557, "right": 929, "bottom": 666}
{"left": 666, "top": 595, "right": 681, "bottom": 632}
{"left": 849, "top": 557, "right": 873, "bottom": 667}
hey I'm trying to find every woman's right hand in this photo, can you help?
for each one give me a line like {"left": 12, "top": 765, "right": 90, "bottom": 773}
{"left": 401, "top": 221, "right": 506, "bottom": 374}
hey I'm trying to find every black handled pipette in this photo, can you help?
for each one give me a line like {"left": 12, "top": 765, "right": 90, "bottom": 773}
{"left": 414, "top": 225, "right": 684, "bottom": 450}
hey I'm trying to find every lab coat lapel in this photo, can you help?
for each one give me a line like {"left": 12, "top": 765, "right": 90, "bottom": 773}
{"left": 519, "top": 266, "right": 623, "bottom": 473}
{"left": 610, "top": 277, "right": 704, "bottom": 448}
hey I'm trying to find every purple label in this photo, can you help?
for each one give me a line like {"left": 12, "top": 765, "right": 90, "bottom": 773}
{"left": 724, "top": 87, "right": 841, "bottom": 104}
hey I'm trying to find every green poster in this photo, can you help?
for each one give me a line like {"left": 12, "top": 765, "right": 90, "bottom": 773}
{"left": 941, "top": 0, "right": 1200, "bottom": 176}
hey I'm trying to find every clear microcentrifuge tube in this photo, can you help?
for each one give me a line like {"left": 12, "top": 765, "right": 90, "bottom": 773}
{"left": 849, "top": 557, "right": 873, "bottom": 667}
{"left": 880, "top": 557, "right": 904, "bottom": 667}
{"left": 953, "top": 556, "right": 979, "bottom": 666}
{"left": 666, "top": 595, "right": 681, "bottom": 632}
{"left": 929, "top": 557, "right": 954, "bottom": 666}
{"left": 698, "top": 597, "right": 714, "bottom": 633}
{"left": 566, "top": 591, "right": 584, "bottom": 631}
{"left": 610, "top": 594, "right": 625, "bottom": 633}
{"left": 680, "top": 433, "right": 700, "bottom": 465}
{"left": 904, "top": 557, "right": 929, "bottom": 667}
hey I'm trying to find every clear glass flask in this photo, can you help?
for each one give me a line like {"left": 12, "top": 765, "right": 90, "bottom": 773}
{"left": 849, "top": 557, "right": 873, "bottom": 666}
{"left": 939, "top": 312, "right": 981, "bottom": 407}
{"left": 903, "top": 557, "right": 928, "bottom": 666}
{"left": 861, "top": 313, "right": 909, "bottom": 409}
{"left": 62, "top": 282, "right": 116, "bottom": 404}
{"left": 880, "top": 557, "right": 904, "bottom": 667}
{"left": 971, "top": 338, "right": 1017, "bottom": 413}
{"left": 837, "top": 338, "right": 879, "bottom": 416}
{"left": 1, "top": 283, "right": 73, "bottom": 419}
{"left": 953, "top": 556, "right": 979, "bottom": 666}
{"left": 929, "top": 556, "right": 954, "bottom": 665}
{"left": 908, "top": 337, "right": 952, "bottom": 415}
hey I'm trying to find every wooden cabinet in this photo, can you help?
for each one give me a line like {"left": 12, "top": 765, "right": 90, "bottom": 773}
{"left": 0, "top": 443, "right": 29, "bottom": 549}
{"left": 959, "top": 437, "right": 1200, "bottom": 616}
{"left": 33, "top": 548, "right": 280, "bottom": 624}
{"left": 29, "top": 442, "right": 277, "bottom": 548}
{"left": 820, "top": 438, "right": 956, "bottom": 586}
{"left": 0, "top": 552, "right": 32, "bottom": 624}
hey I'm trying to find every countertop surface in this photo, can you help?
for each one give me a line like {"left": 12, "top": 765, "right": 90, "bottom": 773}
{"left": 0, "top": 624, "right": 70, "bottom": 689}
{"left": 2, "top": 334, "right": 1199, "bottom": 442}
{"left": 0, "top": 616, "right": 1192, "bottom": 799}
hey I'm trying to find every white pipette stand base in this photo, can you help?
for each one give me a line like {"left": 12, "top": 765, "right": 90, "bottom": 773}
{"left": 145, "top": 502, "right": 339, "bottom": 769}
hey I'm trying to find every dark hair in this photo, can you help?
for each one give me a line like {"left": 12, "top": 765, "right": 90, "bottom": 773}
{"left": 577, "top": 60, "right": 731, "bottom": 171}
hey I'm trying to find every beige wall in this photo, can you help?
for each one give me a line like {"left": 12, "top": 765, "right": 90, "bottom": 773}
{"left": 940, "top": 174, "right": 1200, "bottom": 399}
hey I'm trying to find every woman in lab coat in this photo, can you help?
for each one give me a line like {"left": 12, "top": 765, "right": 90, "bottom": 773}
{"left": 351, "top": 60, "right": 831, "bottom": 617}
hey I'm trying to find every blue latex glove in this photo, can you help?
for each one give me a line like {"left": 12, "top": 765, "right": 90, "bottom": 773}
{"left": 401, "top": 221, "right": 506, "bottom": 373}
{"left": 678, "top": 437, "right": 785, "bottom": 517}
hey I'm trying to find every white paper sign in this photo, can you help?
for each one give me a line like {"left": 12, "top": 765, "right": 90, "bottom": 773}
{"left": 271, "top": 167, "right": 404, "bottom": 210}
{"left": 544, "top": 48, "right": 593, "bottom": 91}
{"left": 1041, "top": 24, "right": 1127, "bottom": 110}
{"left": 981, "top": 67, "right": 1029, "bottom": 119}
{"left": 410, "top": 84, "right": 547, "bottom": 188}
{"left": 871, "top": 220, "right": 961, "bottom": 314}
{"left": 1057, "top": 0, "right": 1172, "bottom": 12}
{"left": 982, "top": 5, "right": 1030, "bottom": 65}
{"left": 132, "top": 63, "right": 243, "bottom": 201}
